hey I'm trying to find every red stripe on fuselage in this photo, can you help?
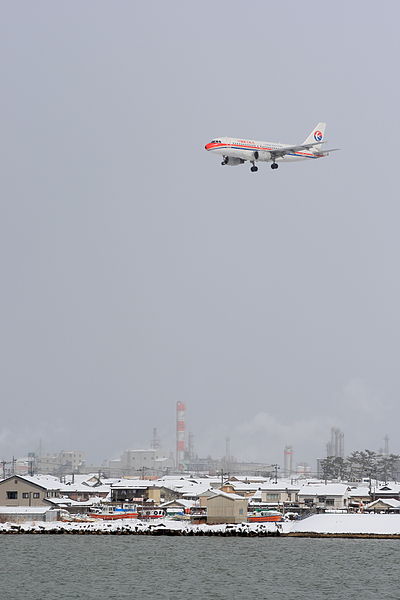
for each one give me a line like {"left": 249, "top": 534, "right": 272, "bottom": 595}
{"left": 205, "top": 141, "right": 315, "bottom": 158}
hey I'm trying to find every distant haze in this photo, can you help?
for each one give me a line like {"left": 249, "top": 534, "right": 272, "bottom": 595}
{"left": 1, "top": 1, "right": 400, "bottom": 467}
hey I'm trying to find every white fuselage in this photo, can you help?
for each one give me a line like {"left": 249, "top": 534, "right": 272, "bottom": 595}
{"left": 205, "top": 137, "right": 323, "bottom": 163}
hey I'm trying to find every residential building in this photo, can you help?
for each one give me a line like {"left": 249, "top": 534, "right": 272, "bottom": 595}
{"left": 372, "top": 483, "right": 400, "bottom": 501}
{"left": 298, "top": 484, "right": 350, "bottom": 510}
{"left": 365, "top": 498, "right": 400, "bottom": 513}
{"left": 0, "top": 475, "right": 61, "bottom": 507}
{"left": 207, "top": 491, "right": 248, "bottom": 524}
{"left": 110, "top": 479, "right": 179, "bottom": 503}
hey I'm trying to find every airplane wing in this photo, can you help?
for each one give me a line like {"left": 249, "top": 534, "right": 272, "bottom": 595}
{"left": 270, "top": 141, "right": 325, "bottom": 158}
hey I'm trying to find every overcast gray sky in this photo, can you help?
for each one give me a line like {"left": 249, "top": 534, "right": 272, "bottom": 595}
{"left": 1, "top": 1, "right": 399, "bottom": 468}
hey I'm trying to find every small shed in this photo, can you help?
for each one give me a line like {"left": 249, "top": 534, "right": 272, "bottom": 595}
{"left": 207, "top": 491, "right": 248, "bottom": 524}
{"left": 0, "top": 506, "right": 60, "bottom": 523}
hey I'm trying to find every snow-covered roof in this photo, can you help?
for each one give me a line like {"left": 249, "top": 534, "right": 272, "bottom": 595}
{"left": 111, "top": 479, "right": 155, "bottom": 489}
{"left": 229, "top": 480, "right": 300, "bottom": 492}
{"left": 198, "top": 489, "right": 218, "bottom": 498}
{"left": 208, "top": 490, "right": 248, "bottom": 501}
{"left": 375, "top": 484, "right": 400, "bottom": 494}
{"left": 60, "top": 482, "right": 110, "bottom": 494}
{"left": 348, "top": 487, "right": 371, "bottom": 498}
{"left": 100, "top": 478, "right": 121, "bottom": 486}
{"left": 251, "top": 489, "right": 263, "bottom": 501}
{"left": 0, "top": 506, "right": 54, "bottom": 514}
{"left": 11, "top": 475, "right": 61, "bottom": 491}
{"left": 62, "top": 474, "right": 99, "bottom": 486}
{"left": 45, "top": 497, "right": 73, "bottom": 506}
{"left": 230, "top": 476, "right": 269, "bottom": 482}
{"left": 182, "top": 486, "right": 211, "bottom": 498}
{"left": 298, "top": 484, "right": 350, "bottom": 497}
{"left": 366, "top": 498, "right": 400, "bottom": 509}
{"left": 160, "top": 499, "right": 195, "bottom": 509}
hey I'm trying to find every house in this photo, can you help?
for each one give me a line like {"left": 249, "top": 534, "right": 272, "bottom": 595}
{"left": 298, "top": 484, "right": 350, "bottom": 510}
{"left": 224, "top": 480, "right": 300, "bottom": 505}
{"left": 159, "top": 499, "right": 194, "bottom": 515}
{"left": 110, "top": 479, "right": 155, "bottom": 502}
{"left": 365, "top": 498, "right": 400, "bottom": 513}
{"left": 110, "top": 479, "right": 180, "bottom": 504}
{"left": 348, "top": 486, "right": 371, "bottom": 510}
{"left": 372, "top": 484, "right": 400, "bottom": 501}
{"left": 60, "top": 475, "right": 110, "bottom": 502}
{"left": 0, "top": 475, "right": 60, "bottom": 507}
{"left": 207, "top": 491, "right": 248, "bottom": 524}
{"left": 258, "top": 484, "right": 300, "bottom": 505}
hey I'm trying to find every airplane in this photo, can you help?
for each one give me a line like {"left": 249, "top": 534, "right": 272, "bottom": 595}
{"left": 204, "top": 123, "right": 338, "bottom": 172}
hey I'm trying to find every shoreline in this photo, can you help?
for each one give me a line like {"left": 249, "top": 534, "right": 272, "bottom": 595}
{"left": 1, "top": 528, "right": 400, "bottom": 539}
{"left": 1, "top": 514, "right": 400, "bottom": 538}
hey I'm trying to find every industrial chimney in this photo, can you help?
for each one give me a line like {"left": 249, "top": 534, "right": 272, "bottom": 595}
{"left": 176, "top": 402, "right": 186, "bottom": 471}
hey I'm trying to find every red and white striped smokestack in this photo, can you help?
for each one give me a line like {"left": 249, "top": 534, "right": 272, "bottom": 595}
{"left": 176, "top": 401, "right": 186, "bottom": 471}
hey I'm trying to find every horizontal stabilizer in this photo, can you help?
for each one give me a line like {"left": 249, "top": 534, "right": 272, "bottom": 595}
{"left": 315, "top": 148, "right": 340, "bottom": 155}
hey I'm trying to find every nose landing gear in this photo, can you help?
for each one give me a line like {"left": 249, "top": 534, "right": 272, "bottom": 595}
{"left": 250, "top": 161, "right": 258, "bottom": 172}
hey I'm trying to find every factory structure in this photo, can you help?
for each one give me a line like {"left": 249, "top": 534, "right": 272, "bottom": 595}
{"left": 14, "top": 403, "right": 304, "bottom": 479}
{"left": 7, "top": 408, "right": 398, "bottom": 483}
{"left": 173, "top": 401, "right": 277, "bottom": 475}
{"left": 176, "top": 401, "right": 186, "bottom": 471}
{"left": 326, "top": 427, "right": 345, "bottom": 458}
{"left": 283, "top": 445, "right": 293, "bottom": 477}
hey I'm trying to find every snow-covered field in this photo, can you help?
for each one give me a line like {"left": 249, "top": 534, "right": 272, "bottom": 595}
{"left": 0, "top": 514, "right": 400, "bottom": 536}
{"left": 289, "top": 513, "right": 400, "bottom": 535}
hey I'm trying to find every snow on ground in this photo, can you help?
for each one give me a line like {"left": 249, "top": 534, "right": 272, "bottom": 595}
{"left": 0, "top": 515, "right": 399, "bottom": 535}
{"left": 289, "top": 514, "right": 400, "bottom": 535}
{"left": 0, "top": 517, "right": 283, "bottom": 535}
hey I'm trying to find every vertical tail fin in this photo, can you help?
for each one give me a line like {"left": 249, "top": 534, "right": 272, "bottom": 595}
{"left": 303, "top": 122, "right": 326, "bottom": 150}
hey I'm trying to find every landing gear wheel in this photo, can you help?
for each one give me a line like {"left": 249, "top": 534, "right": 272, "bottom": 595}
{"left": 271, "top": 163, "right": 279, "bottom": 170}
{"left": 251, "top": 166, "right": 258, "bottom": 172}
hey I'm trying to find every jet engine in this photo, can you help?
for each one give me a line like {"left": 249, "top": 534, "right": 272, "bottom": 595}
{"left": 222, "top": 157, "right": 245, "bottom": 166}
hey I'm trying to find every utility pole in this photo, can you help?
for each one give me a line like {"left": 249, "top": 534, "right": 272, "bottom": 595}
{"left": 272, "top": 464, "right": 280, "bottom": 484}
{"left": 219, "top": 469, "right": 229, "bottom": 488}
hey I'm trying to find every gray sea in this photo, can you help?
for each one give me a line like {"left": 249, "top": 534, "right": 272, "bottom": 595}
{"left": 0, "top": 535, "right": 398, "bottom": 599}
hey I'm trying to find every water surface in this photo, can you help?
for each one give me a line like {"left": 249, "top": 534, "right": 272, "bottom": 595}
{"left": 1, "top": 535, "right": 398, "bottom": 599}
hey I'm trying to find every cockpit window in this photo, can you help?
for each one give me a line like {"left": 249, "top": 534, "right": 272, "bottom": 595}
{"left": 211, "top": 139, "right": 221, "bottom": 143}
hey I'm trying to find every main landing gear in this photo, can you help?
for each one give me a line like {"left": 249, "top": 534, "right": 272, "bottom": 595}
{"left": 250, "top": 161, "right": 258, "bottom": 173}
{"left": 271, "top": 162, "right": 278, "bottom": 170}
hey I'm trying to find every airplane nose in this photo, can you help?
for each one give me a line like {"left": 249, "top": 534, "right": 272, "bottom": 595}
{"left": 205, "top": 143, "right": 210, "bottom": 150}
